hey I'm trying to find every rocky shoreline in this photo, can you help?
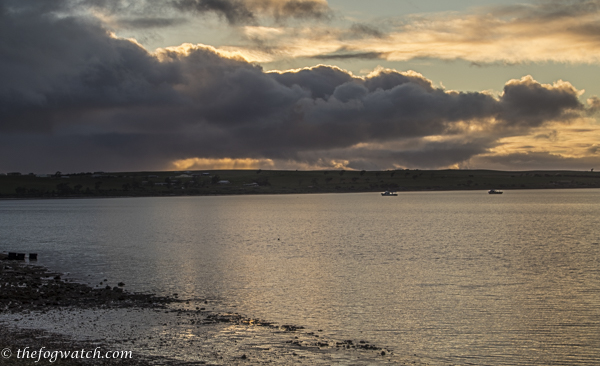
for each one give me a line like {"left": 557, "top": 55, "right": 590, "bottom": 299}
{"left": 1, "top": 259, "right": 430, "bottom": 365}
{"left": 0, "top": 259, "right": 183, "bottom": 365}
{"left": 0, "top": 260, "right": 176, "bottom": 313}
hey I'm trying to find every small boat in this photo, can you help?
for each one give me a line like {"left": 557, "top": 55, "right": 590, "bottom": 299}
{"left": 381, "top": 191, "right": 398, "bottom": 196}
{"left": 488, "top": 189, "right": 503, "bottom": 194}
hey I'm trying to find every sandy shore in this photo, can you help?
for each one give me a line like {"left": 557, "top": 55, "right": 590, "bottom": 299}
{"left": 1, "top": 259, "right": 432, "bottom": 365}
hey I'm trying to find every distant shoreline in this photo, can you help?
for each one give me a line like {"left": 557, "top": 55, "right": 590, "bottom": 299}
{"left": 0, "top": 186, "right": 599, "bottom": 201}
{"left": 1, "top": 169, "right": 598, "bottom": 199}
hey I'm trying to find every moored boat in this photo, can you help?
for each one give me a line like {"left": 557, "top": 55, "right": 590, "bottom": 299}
{"left": 488, "top": 189, "right": 503, "bottom": 194}
{"left": 381, "top": 191, "right": 398, "bottom": 196}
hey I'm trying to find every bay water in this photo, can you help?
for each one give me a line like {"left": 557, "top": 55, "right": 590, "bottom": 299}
{"left": 1, "top": 190, "right": 599, "bottom": 365}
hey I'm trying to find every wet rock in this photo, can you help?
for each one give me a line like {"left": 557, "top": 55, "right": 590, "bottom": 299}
{"left": 0, "top": 262, "right": 177, "bottom": 313}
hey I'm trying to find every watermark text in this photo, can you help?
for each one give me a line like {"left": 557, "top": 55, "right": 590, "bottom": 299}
{"left": 2, "top": 347, "right": 132, "bottom": 362}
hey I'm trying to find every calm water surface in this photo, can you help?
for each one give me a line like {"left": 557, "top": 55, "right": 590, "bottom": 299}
{"left": 1, "top": 190, "right": 599, "bottom": 365}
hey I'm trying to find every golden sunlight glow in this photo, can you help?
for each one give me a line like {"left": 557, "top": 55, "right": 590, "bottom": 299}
{"left": 155, "top": 43, "right": 259, "bottom": 62}
{"left": 266, "top": 64, "right": 353, "bottom": 76}
{"left": 489, "top": 118, "right": 600, "bottom": 158}
{"left": 171, "top": 157, "right": 276, "bottom": 170}
{"left": 227, "top": 9, "right": 600, "bottom": 65}
{"left": 243, "top": 26, "right": 284, "bottom": 39}
{"left": 503, "top": 76, "right": 583, "bottom": 97}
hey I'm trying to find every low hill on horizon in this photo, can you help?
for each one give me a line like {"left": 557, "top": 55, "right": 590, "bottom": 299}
{"left": 1, "top": 169, "right": 599, "bottom": 198}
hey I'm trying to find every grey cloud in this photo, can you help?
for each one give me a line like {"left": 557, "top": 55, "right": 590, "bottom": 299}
{"left": 269, "top": 65, "right": 355, "bottom": 99}
{"left": 348, "top": 23, "right": 385, "bottom": 39}
{"left": 5, "top": 0, "right": 331, "bottom": 27}
{"left": 586, "top": 96, "right": 600, "bottom": 115}
{"left": 174, "top": 0, "right": 254, "bottom": 24}
{"left": 387, "top": 140, "right": 493, "bottom": 169}
{"left": 470, "top": 152, "right": 600, "bottom": 171}
{"left": 344, "top": 139, "right": 494, "bottom": 170}
{"left": 173, "top": 0, "right": 331, "bottom": 24}
{"left": 363, "top": 69, "right": 434, "bottom": 92}
{"left": 311, "top": 51, "right": 389, "bottom": 60}
{"left": 0, "top": 6, "right": 182, "bottom": 133}
{"left": 498, "top": 77, "right": 583, "bottom": 129}
{"left": 279, "top": 0, "right": 331, "bottom": 20}
{"left": 0, "top": 1, "right": 592, "bottom": 172}
{"left": 518, "top": 0, "right": 600, "bottom": 20}
{"left": 491, "top": 0, "right": 600, "bottom": 43}
{"left": 534, "top": 130, "right": 558, "bottom": 140}
{"left": 114, "top": 17, "right": 185, "bottom": 29}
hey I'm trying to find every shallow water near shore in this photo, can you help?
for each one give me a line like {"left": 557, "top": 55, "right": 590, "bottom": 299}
{"left": 1, "top": 190, "right": 600, "bottom": 365}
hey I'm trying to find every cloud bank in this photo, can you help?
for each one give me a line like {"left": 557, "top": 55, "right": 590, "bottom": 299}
{"left": 1, "top": 0, "right": 599, "bottom": 172}
{"left": 226, "top": 0, "right": 600, "bottom": 65}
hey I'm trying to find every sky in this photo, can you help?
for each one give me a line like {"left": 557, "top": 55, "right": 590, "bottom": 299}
{"left": 2, "top": 0, "right": 600, "bottom": 173}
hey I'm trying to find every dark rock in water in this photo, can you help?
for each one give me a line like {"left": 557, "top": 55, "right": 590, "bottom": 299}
{"left": 381, "top": 351, "right": 386, "bottom": 356}
{"left": 29, "top": 253, "right": 37, "bottom": 260}
{"left": 241, "top": 354, "right": 247, "bottom": 359}
{"left": 118, "top": 282, "right": 125, "bottom": 287}
{"left": 105, "top": 285, "right": 111, "bottom": 290}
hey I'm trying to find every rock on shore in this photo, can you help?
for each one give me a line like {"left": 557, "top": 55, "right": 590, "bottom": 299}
{"left": 1, "top": 260, "right": 429, "bottom": 365}
{"left": 0, "top": 261, "right": 175, "bottom": 312}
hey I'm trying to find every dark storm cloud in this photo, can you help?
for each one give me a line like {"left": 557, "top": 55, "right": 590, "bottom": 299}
{"left": 0, "top": 0, "right": 592, "bottom": 172}
{"left": 0, "top": 3, "right": 182, "bottom": 133}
